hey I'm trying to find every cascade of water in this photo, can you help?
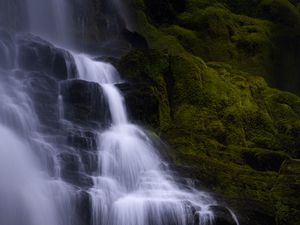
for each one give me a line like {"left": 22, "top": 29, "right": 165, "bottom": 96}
{"left": 75, "top": 54, "right": 217, "bottom": 225}
{"left": 0, "top": 1, "right": 240, "bottom": 225}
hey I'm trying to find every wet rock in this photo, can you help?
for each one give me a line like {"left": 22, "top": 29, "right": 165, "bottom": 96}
{"left": 76, "top": 190, "right": 92, "bottom": 225}
{"left": 60, "top": 80, "right": 110, "bottom": 127}
{"left": 80, "top": 151, "right": 98, "bottom": 174}
{"left": 67, "top": 130, "right": 98, "bottom": 151}
{"left": 61, "top": 170, "right": 93, "bottom": 188}
{"left": 17, "top": 34, "right": 77, "bottom": 80}
{"left": 58, "top": 152, "right": 81, "bottom": 172}
{"left": 24, "top": 71, "right": 60, "bottom": 128}
{"left": 209, "top": 205, "right": 238, "bottom": 225}
{"left": 117, "top": 82, "right": 160, "bottom": 128}
{"left": 66, "top": 129, "right": 99, "bottom": 174}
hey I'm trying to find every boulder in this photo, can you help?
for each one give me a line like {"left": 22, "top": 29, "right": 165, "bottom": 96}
{"left": 209, "top": 205, "right": 238, "bottom": 225}
{"left": 60, "top": 80, "right": 110, "bottom": 127}
{"left": 75, "top": 190, "right": 92, "bottom": 225}
{"left": 241, "top": 148, "right": 290, "bottom": 172}
{"left": 17, "top": 34, "right": 77, "bottom": 80}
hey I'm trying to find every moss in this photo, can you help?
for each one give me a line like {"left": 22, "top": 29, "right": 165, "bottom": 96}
{"left": 161, "top": 25, "right": 203, "bottom": 55}
{"left": 118, "top": 49, "right": 172, "bottom": 130}
{"left": 177, "top": 5, "right": 272, "bottom": 74}
{"left": 272, "top": 159, "right": 300, "bottom": 225}
{"left": 124, "top": 0, "right": 300, "bottom": 224}
{"left": 169, "top": 53, "right": 206, "bottom": 106}
{"left": 132, "top": 10, "right": 185, "bottom": 54}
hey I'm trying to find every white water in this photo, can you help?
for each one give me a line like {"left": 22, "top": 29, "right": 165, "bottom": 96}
{"left": 0, "top": 77, "right": 74, "bottom": 225}
{"left": 75, "top": 54, "right": 217, "bottom": 225}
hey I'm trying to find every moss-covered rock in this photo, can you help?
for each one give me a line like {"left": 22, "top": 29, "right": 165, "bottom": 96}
{"left": 118, "top": 47, "right": 300, "bottom": 225}
{"left": 272, "top": 159, "right": 300, "bottom": 225}
{"left": 122, "top": 1, "right": 300, "bottom": 223}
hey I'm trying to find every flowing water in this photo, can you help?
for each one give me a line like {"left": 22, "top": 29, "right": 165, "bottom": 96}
{"left": 0, "top": 1, "right": 239, "bottom": 225}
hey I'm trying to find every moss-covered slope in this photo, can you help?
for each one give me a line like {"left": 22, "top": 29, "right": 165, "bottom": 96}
{"left": 117, "top": 0, "right": 300, "bottom": 224}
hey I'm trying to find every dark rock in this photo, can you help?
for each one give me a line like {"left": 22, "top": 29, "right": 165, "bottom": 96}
{"left": 75, "top": 190, "right": 92, "bottom": 225}
{"left": 24, "top": 71, "right": 60, "bottom": 128}
{"left": 60, "top": 80, "right": 110, "bottom": 127}
{"left": 121, "top": 29, "right": 149, "bottom": 49}
{"left": 66, "top": 129, "right": 99, "bottom": 174}
{"left": 242, "top": 148, "right": 290, "bottom": 172}
{"left": 209, "top": 205, "right": 238, "bottom": 225}
{"left": 61, "top": 170, "right": 94, "bottom": 188}
{"left": 58, "top": 152, "right": 81, "bottom": 173}
{"left": 117, "top": 82, "right": 160, "bottom": 128}
{"left": 222, "top": 198, "right": 276, "bottom": 225}
{"left": 67, "top": 130, "right": 98, "bottom": 151}
{"left": 80, "top": 151, "right": 98, "bottom": 174}
{"left": 17, "top": 34, "right": 77, "bottom": 80}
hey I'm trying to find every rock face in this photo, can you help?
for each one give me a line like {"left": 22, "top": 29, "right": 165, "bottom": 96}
{"left": 60, "top": 80, "right": 110, "bottom": 127}
{"left": 17, "top": 34, "right": 77, "bottom": 80}
{"left": 209, "top": 206, "right": 238, "bottom": 225}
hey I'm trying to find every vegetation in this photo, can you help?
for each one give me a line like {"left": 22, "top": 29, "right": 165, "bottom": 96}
{"left": 118, "top": 0, "right": 300, "bottom": 224}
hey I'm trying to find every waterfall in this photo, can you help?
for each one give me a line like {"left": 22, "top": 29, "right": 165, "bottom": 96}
{"left": 0, "top": 1, "right": 239, "bottom": 225}
{"left": 26, "top": 0, "right": 74, "bottom": 46}
{"left": 74, "top": 54, "right": 217, "bottom": 225}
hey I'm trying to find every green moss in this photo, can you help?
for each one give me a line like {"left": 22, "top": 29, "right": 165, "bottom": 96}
{"left": 118, "top": 49, "right": 171, "bottom": 130}
{"left": 272, "top": 159, "right": 300, "bottom": 225}
{"left": 124, "top": 0, "right": 300, "bottom": 224}
{"left": 169, "top": 53, "right": 206, "bottom": 106}
{"left": 161, "top": 25, "right": 202, "bottom": 55}
{"left": 132, "top": 10, "right": 185, "bottom": 54}
{"left": 177, "top": 5, "right": 272, "bottom": 74}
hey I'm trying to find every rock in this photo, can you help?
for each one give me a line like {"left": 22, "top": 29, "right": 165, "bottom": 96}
{"left": 24, "top": 71, "right": 60, "bottom": 128}
{"left": 242, "top": 148, "right": 290, "bottom": 172}
{"left": 117, "top": 82, "right": 160, "bottom": 127}
{"left": 60, "top": 170, "right": 94, "bottom": 188}
{"left": 209, "top": 205, "right": 238, "bottom": 225}
{"left": 67, "top": 130, "right": 98, "bottom": 151}
{"left": 66, "top": 129, "right": 99, "bottom": 174}
{"left": 75, "top": 190, "right": 92, "bottom": 225}
{"left": 223, "top": 199, "right": 277, "bottom": 225}
{"left": 58, "top": 152, "right": 81, "bottom": 173}
{"left": 60, "top": 80, "right": 110, "bottom": 127}
{"left": 17, "top": 34, "right": 77, "bottom": 80}
{"left": 121, "top": 29, "right": 149, "bottom": 49}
